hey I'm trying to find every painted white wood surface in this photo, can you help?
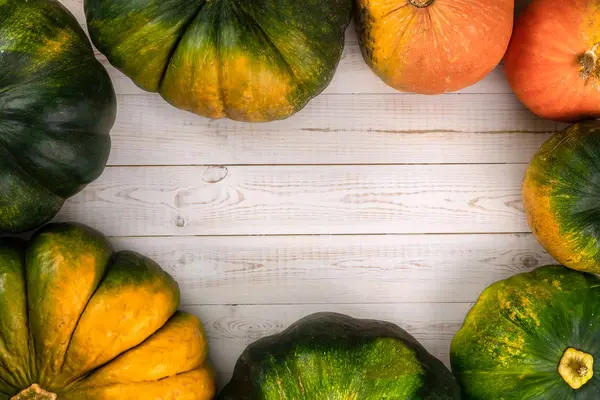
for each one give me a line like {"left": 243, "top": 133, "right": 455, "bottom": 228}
{"left": 55, "top": 0, "right": 550, "bottom": 388}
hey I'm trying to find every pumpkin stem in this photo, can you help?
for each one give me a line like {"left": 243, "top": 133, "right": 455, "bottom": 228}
{"left": 11, "top": 385, "right": 56, "bottom": 400}
{"left": 409, "top": 0, "right": 435, "bottom": 7}
{"left": 580, "top": 45, "right": 599, "bottom": 80}
{"left": 558, "top": 348, "right": 594, "bottom": 390}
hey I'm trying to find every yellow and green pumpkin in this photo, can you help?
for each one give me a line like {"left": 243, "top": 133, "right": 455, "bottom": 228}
{"left": 0, "top": 0, "right": 116, "bottom": 234}
{"left": 84, "top": 0, "right": 353, "bottom": 122}
{"left": 523, "top": 121, "right": 600, "bottom": 273}
{"left": 0, "top": 223, "right": 215, "bottom": 400}
{"left": 451, "top": 265, "right": 600, "bottom": 398}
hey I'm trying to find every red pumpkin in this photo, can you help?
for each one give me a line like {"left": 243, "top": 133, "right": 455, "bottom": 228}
{"left": 505, "top": 0, "right": 600, "bottom": 122}
{"left": 355, "top": 0, "right": 514, "bottom": 94}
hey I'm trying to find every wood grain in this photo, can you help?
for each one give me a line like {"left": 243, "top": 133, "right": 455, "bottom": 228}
{"left": 111, "top": 233, "right": 554, "bottom": 306}
{"left": 106, "top": 94, "right": 559, "bottom": 166}
{"left": 57, "top": 164, "right": 530, "bottom": 236}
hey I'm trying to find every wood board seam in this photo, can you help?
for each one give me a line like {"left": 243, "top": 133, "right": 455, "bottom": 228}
{"left": 181, "top": 301, "right": 477, "bottom": 307}
{"left": 104, "top": 232, "right": 534, "bottom": 239}
{"left": 105, "top": 162, "right": 532, "bottom": 168}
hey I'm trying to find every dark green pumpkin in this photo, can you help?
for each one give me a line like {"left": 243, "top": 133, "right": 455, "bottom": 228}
{"left": 218, "top": 312, "right": 460, "bottom": 399}
{"left": 84, "top": 0, "right": 352, "bottom": 122}
{"left": 0, "top": 0, "right": 116, "bottom": 233}
{"left": 451, "top": 265, "right": 600, "bottom": 399}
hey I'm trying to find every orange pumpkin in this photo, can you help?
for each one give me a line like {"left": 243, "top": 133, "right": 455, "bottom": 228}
{"left": 355, "top": 0, "right": 514, "bottom": 94}
{"left": 505, "top": 0, "right": 600, "bottom": 122}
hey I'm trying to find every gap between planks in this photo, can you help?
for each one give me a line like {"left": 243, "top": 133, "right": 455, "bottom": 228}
{"left": 105, "top": 162, "right": 532, "bottom": 168}
{"left": 183, "top": 301, "right": 476, "bottom": 306}
{"left": 106, "top": 231, "right": 534, "bottom": 239}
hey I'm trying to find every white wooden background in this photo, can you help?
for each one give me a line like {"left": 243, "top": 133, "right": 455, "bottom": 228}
{"left": 55, "top": 0, "right": 558, "bottom": 386}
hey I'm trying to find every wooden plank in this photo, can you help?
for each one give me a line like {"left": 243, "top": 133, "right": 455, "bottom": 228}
{"left": 184, "top": 303, "right": 472, "bottom": 385}
{"left": 111, "top": 233, "right": 553, "bottom": 306}
{"left": 61, "top": 0, "right": 524, "bottom": 95}
{"left": 56, "top": 164, "right": 530, "bottom": 236}
{"left": 107, "top": 94, "right": 558, "bottom": 166}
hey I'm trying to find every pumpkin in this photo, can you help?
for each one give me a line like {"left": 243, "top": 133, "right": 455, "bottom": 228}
{"left": 84, "top": 0, "right": 353, "bottom": 122}
{"left": 505, "top": 0, "right": 600, "bottom": 122}
{"left": 0, "top": 0, "right": 116, "bottom": 234}
{"left": 0, "top": 223, "right": 215, "bottom": 400}
{"left": 354, "top": 0, "right": 514, "bottom": 94}
{"left": 218, "top": 312, "right": 461, "bottom": 399}
{"left": 451, "top": 265, "right": 600, "bottom": 398}
{"left": 523, "top": 121, "right": 600, "bottom": 274}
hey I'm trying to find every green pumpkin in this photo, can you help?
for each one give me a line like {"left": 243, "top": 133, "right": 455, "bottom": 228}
{"left": 0, "top": 0, "right": 116, "bottom": 233}
{"left": 523, "top": 121, "right": 600, "bottom": 274}
{"left": 451, "top": 265, "right": 600, "bottom": 399}
{"left": 218, "top": 312, "right": 460, "bottom": 399}
{"left": 84, "top": 0, "right": 352, "bottom": 122}
{"left": 0, "top": 223, "right": 215, "bottom": 400}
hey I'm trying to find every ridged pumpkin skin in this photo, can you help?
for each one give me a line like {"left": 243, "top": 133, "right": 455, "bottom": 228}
{"left": 0, "top": 223, "right": 215, "bottom": 400}
{"left": 355, "top": 0, "right": 514, "bottom": 94}
{"left": 451, "top": 266, "right": 600, "bottom": 399}
{"left": 505, "top": 0, "right": 600, "bottom": 122}
{"left": 84, "top": 0, "right": 352, "bottom": 122}
{"left": 0, "top": 0, "right": 116, "bottom": 233}
{"left": 523, "top": 122, "right": 600, "bottom": 274}
{"left": 218, "top": 312, "right": 460, "bottom": 399}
